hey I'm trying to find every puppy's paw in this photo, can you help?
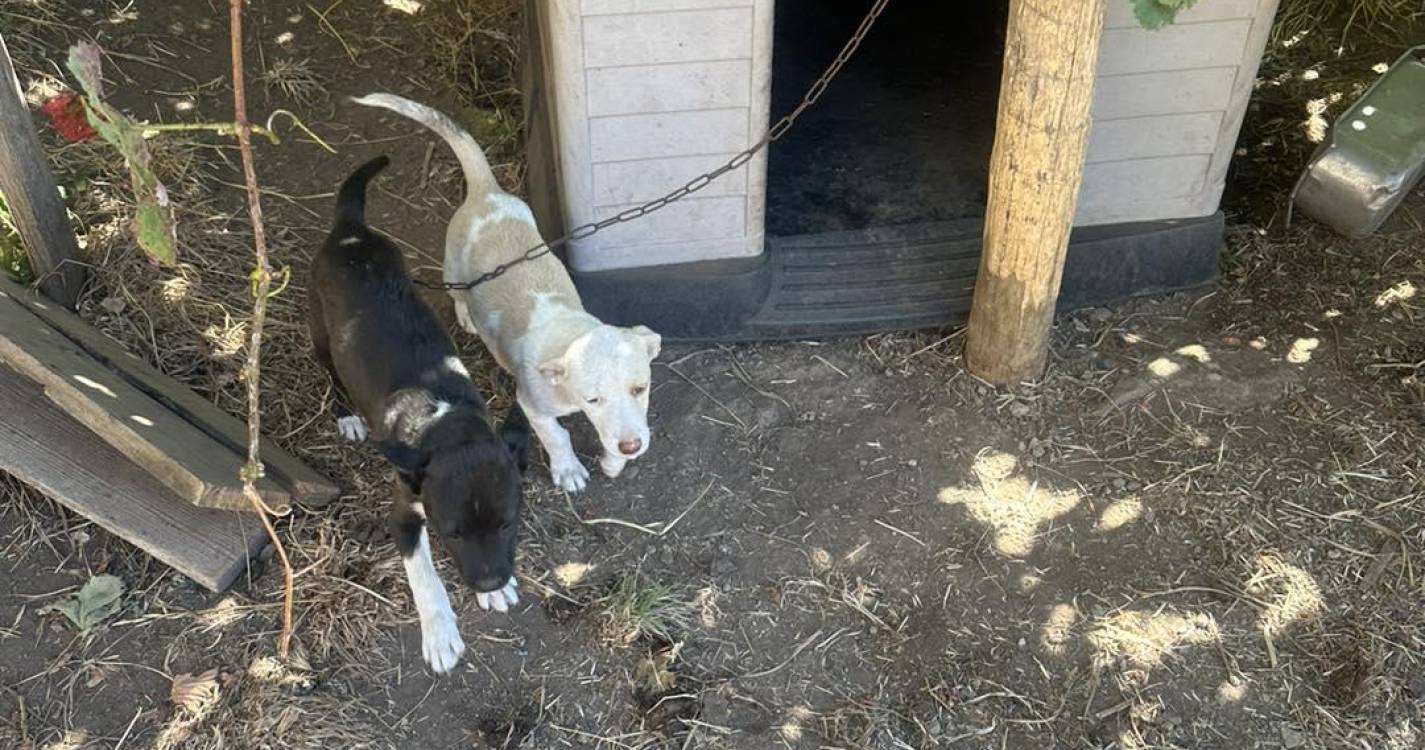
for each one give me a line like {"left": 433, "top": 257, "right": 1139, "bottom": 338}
{"left": 550, "top": 455, "right": 590, "bottom": 493}
{"left": 337, "top": 415, "right": 369, "bottom": 443}
{"left": 599, "top": 453, "right": 627, "bottom": 479}
{"left": 475, "top": 578, "right": 519, "bottom": 613}
{"left": 420, "top": 609, "right": 465, "bottom": 674}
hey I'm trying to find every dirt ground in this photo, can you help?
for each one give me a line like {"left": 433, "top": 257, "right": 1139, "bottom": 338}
{"left": 2, "top": 1, "right": 1424, "bottom": 749}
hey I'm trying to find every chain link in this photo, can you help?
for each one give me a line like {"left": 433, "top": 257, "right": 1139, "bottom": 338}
{"left": 419, "top": 0, "right": 892, "bottom": 291}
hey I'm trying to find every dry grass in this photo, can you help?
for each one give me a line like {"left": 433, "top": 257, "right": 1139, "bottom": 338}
{"left": 596, "top": 572, "right": 694, "bottom": 649}
{"left": 428, "top": 0, "right": 526, "bottom": 193}
{"left": 2, "top": 1, "right": 1424, "bottom": 749}
{"left": 259, "top": 57, "right": 325, "bottom": 108}
{"left": 1274, "top": 0, "right": 1423, "bottom": 43}
{"left": 1228, "top": 0, "right": 1423, "bottom": 219}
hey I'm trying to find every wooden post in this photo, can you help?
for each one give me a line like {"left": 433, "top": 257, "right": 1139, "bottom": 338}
{"left": 0, "top": 34, "right": 86, "bottom": 309}
{"left": 964, "top": 0, "right": 1105, "bottom": 384}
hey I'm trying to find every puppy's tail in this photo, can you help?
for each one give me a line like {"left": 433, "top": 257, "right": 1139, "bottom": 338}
{"left": 350, "top": 93, "right": 499, "bottom": 197}
{"left": 335, "top": 155, "right": 391, "bottom": 228}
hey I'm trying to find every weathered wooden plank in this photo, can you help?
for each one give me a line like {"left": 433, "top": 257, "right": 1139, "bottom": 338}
{"left": 0, "top": 287, "right": 292, "bottom": 512}
{"left": 587, "top": 59, "right": 751, "bottom": 117}
{"left": 1098, "top": 20, "right": 1252, "bottom": 77}
{"left": 1082, "top": 156, "right": 1211, "bottom": 203}
{"left": 591, "top": 195, "right": 746, "bottom": 244}
{"left": 583, "top": 0, "right": 753, "bottom": 16}
{"left": 593, "top": 152, "right": 748, "bottom": 205}
{"left": 590, "top": 109, "right": 749, "bottom": 162}
{"left": 583, "top": 8, "right": 753, "bottom": 68}
{"left": 0, "top": 34, "right": 86, "bottom": 308}
{"left": 1093, "top": 67, "right": 1237, "bottom": 120}
{"left": 0, "top": 277, "right": 338, "bottom": 506}
{"left": 1087, "top": 112, "right": 1223, "bottom": 164}
{"left": 1105, "top": 0, "right": 1259, "bottom": 28}
{"left": 0, "top": 365, "right": 266, "bottom": 591}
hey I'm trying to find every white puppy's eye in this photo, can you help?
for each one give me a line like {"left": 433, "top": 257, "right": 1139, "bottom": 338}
{"left": 631, "top": 385, "right": 647, "bottom": 397}
{"left": 586, "top": 396, "right": 602, "bottom": 405}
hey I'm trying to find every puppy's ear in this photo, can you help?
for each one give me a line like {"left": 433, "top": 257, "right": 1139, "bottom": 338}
{"left": 537, "top": 357, "right": 567, "bottom": 385}
{"left": 379, "top": 441, "right": 430, "bottom": 492}
{"left": 629, "top": 325, "right": 662, "bottom": 360}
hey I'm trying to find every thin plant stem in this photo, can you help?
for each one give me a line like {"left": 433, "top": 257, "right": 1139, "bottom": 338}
{"left": 140, "top": 121, "right": 280, "bottom": 144}
{"left": 228, "top": 0, "right": 294, "bottom": 660}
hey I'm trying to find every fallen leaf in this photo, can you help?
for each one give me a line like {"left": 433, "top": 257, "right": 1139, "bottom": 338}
{"left": 169, "top": 668, "right": 220, "bottom": 714}
{"left": 39, "top": 574, "right": 125, "bottom": 632}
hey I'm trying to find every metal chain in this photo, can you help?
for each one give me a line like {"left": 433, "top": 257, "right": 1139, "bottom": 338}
{"left": 419, "top": 0, "right": 892, "bottom": 291}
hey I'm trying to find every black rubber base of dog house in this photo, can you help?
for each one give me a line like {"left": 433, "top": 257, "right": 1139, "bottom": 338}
{"left": 571, "top": 212, "right": 1224, "bottom": 342}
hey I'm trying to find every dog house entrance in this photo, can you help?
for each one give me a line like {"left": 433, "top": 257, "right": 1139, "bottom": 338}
{"left": 725, "top": 0, "right": 1008, "bottom": 334}
{"left": 566, "top": 0, "right": 1231, "bottom": 340}
{"left": 767, "top": 0, "right": 1004, "bottom": 236}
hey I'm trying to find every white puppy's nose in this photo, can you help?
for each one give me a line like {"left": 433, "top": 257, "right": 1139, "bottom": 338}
{"left": 618, "top": 437, "right": 643, "bottom": 456}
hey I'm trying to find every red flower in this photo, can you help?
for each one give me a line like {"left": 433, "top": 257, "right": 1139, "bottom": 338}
{"left": 40, "top": 92, "right": 97, "bottom": 143}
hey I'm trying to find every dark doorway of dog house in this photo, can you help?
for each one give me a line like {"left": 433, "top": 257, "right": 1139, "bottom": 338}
{"left": 546, "top": 1, "right": 1223, "bottom": 342}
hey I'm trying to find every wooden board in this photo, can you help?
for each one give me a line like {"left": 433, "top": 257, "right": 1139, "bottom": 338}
{"left": 0, "top": 286, "right": 293, "bottom": 512}
{"left": 0, "top": 35, "right": 87, "bottom": 308}
{"left": 0, "top": 277, "right": 338, "bottom": 506}
{"left": 0, "top": 365, "right": 267, "bottom": 591}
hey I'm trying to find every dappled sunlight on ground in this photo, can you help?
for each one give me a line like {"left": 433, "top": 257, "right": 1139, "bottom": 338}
{"left": 1287, "top": 337, "right": 1320, "bottom": 364}
{"left": 1175, "top": 344, "right": 1212, "bottom": 364}
{"left": 1147, "top": 356, "right": 1182, "bottom": 378}
{"left": 1246, "top": 553, "right": 1324, "bottom": 638}
{"left": 195, "top": 596, "right": 250, "bottom": 632}
{"left": 39, "top": 730, "right": 91, "bottom": 750}
{"left": 1039, "top": 603, "right": 1078, "bottom": 657}
{"left": 202, "top": 321, "right": 248, "bottom": 359}
{"left": 1087, "top": 609, "right": 1221, "bottom": 680}
{"left": 1217, "top": 676, "right": 1250, "bottom": 703}
{"left": 778, "top": 705, "right": 814, "bottom": 743}
{"left": 553, "top": 562, "right": 594, "bottom": 588}
{"left": 937, "top": 450, "right": 1081, "bottom": 557}
{"left": 1384, "top": 718, "right": 1420, "bottom": 750}
{"left": 1095, "top": 496, "right": 1143, "bottom": 533}
{"left": 1374, "top": 280, "right": 1416, "bottom": 308}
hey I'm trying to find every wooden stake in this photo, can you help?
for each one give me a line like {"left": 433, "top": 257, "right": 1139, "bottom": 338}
{"left": 965, "top": 0, "right": 1106, "bottom": 384}
{"left": 0, "top": 34, "right": 86, "bottom": 308}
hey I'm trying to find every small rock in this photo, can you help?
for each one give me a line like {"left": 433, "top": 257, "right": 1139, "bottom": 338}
{"left": 1008, "top": 402, "right": 1032, "bottom": 418}
{"left": 1280, "top": 725, "right": 1307, "bottom": 749}
{"left": 710, "top": 556, "right": 736, "bottom": 577}
{"left": 1089, "top": 307, "right": 1113, "bottom": 323}
{"left": 906, "top": 459, "right": 918, "bottom": 468}
{"left": 99, "top": 296, "right": 126, "bottom": 315}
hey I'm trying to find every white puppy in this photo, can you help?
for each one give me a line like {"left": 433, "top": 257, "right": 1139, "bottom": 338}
{"left": 352, "top": 94, "right": 661, "bottom": 492}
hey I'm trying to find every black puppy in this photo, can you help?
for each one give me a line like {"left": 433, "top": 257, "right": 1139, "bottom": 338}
{"left": 307, "top": 156, "right": 529, "bottom": 673}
